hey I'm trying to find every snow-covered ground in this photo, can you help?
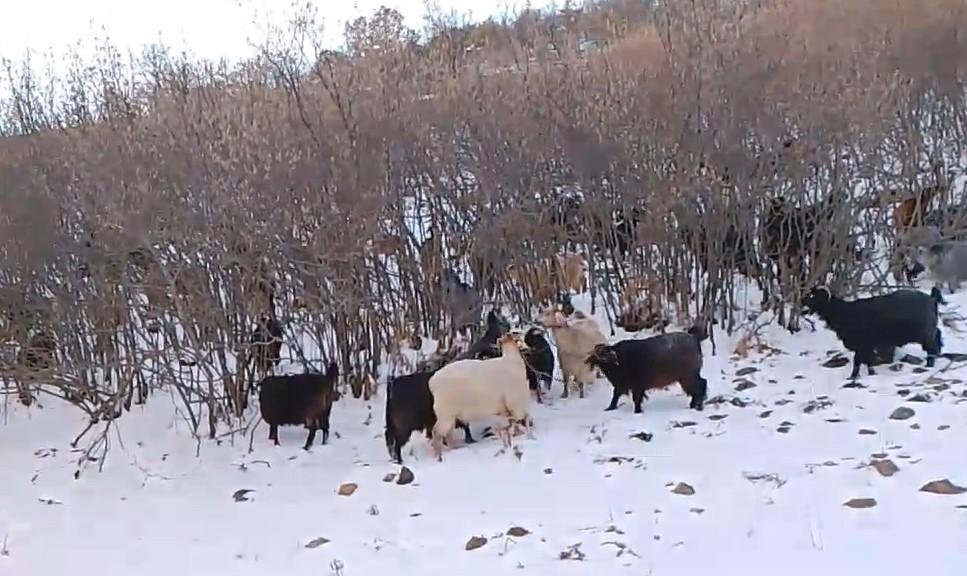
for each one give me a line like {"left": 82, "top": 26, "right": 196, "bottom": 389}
{"left": 3, "top": 290, "right": 967, "bottom": 576}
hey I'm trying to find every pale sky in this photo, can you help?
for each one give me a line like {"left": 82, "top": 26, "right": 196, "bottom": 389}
{"left": 0, "top": 0, "right": 541, "bottom": 63}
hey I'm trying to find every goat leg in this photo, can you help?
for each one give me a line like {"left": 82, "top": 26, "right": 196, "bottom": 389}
{"left": 605, "top": 388, "right": 621, "bottom": 411}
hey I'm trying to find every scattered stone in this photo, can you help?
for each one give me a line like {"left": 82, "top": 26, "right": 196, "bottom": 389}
{"left": 383, "top": 473, "right": 397, "bottom": 483}
{"left": 507, "top": 526, "right": 530, "bottom": 538}
{"left": 559, "top": 543, "right": 586, "bottom": 561}
{"left": 912, "top": 367, "right": 929, "bottom": 374}
{"left": 938, "top": 425, "right": 950, "bottom": 431}
{"left": 629, "top": 432, "right": 653, "bottom": 442}
{"left": 803, "top": 398, "right": 834, "bottom": 413}
{"left": 544, "top": 468, "right": 553, "bottom": 475}
{"left": 671, "top": 421, "right": 697, "bottom": 429}
{"left": 871, "top": 452, "right": 888, "bottom": 459}
{"left": 305, "top": 537, "right": 330, "bottom": 549}
{"left": 858, "top": 429, "right": 878, "bottom": 435}
{"left": 776, "top": 426, "right": 791, "bottom": 434}
{"left": 871, "top": 459, "right": 899, "bottom": 477}
{"left": 780, "top": 420, "right": 794, "bottom": 426}
{"left": 759, "top": 410, "right": 773, "bottom": 418}
{"left": 825, "top": 418, "right": 846, "bottom": 423}
{"left": 671, "top": 482, "right": 696, "bottom": 496}
{"left": 910, "top": 423, "right": 921, "bottom": 430}
{"left": 842, "top": 381, "right": 866, "bottom": 389}
{"left": 736, "top": 367, "right": 759, "bottom": 376}
{"left": 232, "top": 489, "right": 254, "bottom": 502}
{"left": 409, "top": 512, "right": 422, "bottom": 517}
{"left": 932, "top": 383, "right": 950, "bottom": 392}
{"left": 897, "top": 389, "right": 911, "bottom": 397}
{"left": 730, "top": 397, "right": 749, "bottom": 408}
{"left": 338, "top": 483, "right": 358, "bottom": 496}
{"left": 708, "top": 414, "right": 728, "bottom": 421}
{"left": 920, "top": 479, "right": 967, "bottom": 495}
{"left": 465, "top": 536, "right": 488, "bottom": 551}
{"left": 689, "top": 508, "right": 705, "bottom": 514}
{"left": 774, "top": 399, "right": 792, "bottom": 406}
{"left": 823, "top": 356, "right": 850, "bottom": 368}
{"left": 889, "top": 363, "right": 904, "bottom": 372}
{"left": 900, "top": 354, "right": 924, "bottom": 365}
{"left": 889, "top": 407, "right": 916, "bottom": 421}
{"left": 397, "top": 466, "right": 415, "bottom": 485}
{"left": 734, "top": 379, "right": 757, "bottom": 392}
{"left": 907, "top": 393, "right": 932, "bottom": 403}
{"left": 794, "top": 374, "right": 805, "bottom": 380}
{"left": 844, "top": 498, "right": 877, "bottom": 509}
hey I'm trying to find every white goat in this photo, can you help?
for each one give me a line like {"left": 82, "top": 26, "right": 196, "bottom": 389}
{"left": 537, "top": 306, "right": 607, "bottom": 398}
{"left": 429, "top": 333, "right": 532, "bottom": 460}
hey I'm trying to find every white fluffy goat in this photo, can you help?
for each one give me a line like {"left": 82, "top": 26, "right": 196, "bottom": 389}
{"left": 429, "top": 333, "right": 533, "bottom": 460}
{"left": 537, "top": 305, "right": 607, "bottom": 398}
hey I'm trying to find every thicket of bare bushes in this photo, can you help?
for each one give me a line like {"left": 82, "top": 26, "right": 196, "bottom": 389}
{"left": 1, "top": 0, "right": 966, "bottom": 465}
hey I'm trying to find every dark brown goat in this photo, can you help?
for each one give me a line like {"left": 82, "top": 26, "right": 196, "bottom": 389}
{"left": 258, "top": 363, "right": 339, "bottom": 450}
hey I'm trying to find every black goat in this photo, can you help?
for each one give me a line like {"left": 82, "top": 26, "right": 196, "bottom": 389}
{"left": 258, "top": 363, "right": 338, "bottom": 450}
{"left": 585, "top": 330, "right": 708, "bottom": 414}
{"left": 453, "top": 309, "right": 511, "bottom": 361}
{"left": 384, "top": 371, "right": 474, "bottom": 464}
{"left": 521, "top": 327, "right": 555, "bottom": 403}
{"left": 802, "top": 286, "right": 943, "bottom": 379}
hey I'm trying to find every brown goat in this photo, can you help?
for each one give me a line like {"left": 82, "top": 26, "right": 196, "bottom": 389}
{"left": 894, "top": 184, "right": 944, "bottom": 232}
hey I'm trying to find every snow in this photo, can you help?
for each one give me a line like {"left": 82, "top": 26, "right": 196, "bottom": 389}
{"left": 4, "top": 290, "right": 967, "bottom": 575}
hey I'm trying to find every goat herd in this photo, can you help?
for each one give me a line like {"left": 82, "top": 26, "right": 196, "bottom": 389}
{"left": 257, "top": 279, "right": 950, "bottom": 465}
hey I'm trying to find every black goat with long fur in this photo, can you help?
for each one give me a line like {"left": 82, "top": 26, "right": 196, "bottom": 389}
{"left": 384, "top": 370, "right": 474, "bottom": 464}
{"left": 258, "top": 363, "right": 338, "bottom": 450}
{"left": 585, "top": 330, "right": 708, "bottom": 414}
{"left": 802, "top": 286, "right": 943, "bottom": 379}
{"left": 521, "top": 327, "right": 555, "bottom": 403}
{"left": 453, "top": 309, "right": 512, "bottom": 361}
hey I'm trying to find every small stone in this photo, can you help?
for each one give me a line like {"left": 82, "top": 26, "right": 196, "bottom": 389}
{"left": 823, "top": 356, "right": 850, "bottom": 368}
{"left": 933, "top": 383, "right": 950, "bottom": 392}
{"left": 383, "top": 473, "right": 397, "bottom": 483}
{"left": 672, "top": 482, "right": 696, "bottom": 495}
{"left": 871, "top": 452, "right": 888, "bottom": 458}
{"left": 734, "top": 379, "right": 757, "bottom": 392}
{"left": 708, "top": 414, "right": 728, "bottom": 421}
{"left": 777, "top": 426, "right": 791, "bottom": 434}
{"left": 871, "top": 459, "right": 899, "bottom": 477}
{"left": 544, "top": 468, "right": 553, "bottom": 475}
{"left": 920, "top": 479, "right": 967, "bottom": 495}
{"left": 305, "top": 537, "right": 330, "bottom": 549}
{"left": 774, "top": 399, "right": 792, "bottom": 406}
{"left": 671, "top": 421, "right": 697, "bottom": 428}
{"left": 794, "top": 374, "right": 805, "bottom": 380}
{"left": 629, "top": 432, "right": 653, "bottom": 442}
{"left": 465, "top": 536, "right": 488, "bottom": 551}
{"left": 825, "top": 418, "right": 846, "bottom": 423}
{"left": 889, "top": 363, "right": 904, "bottom": 372}
{"left": 397, "top": 466, "right": 415, "bottom": 485}
{"left": 507, "top": 526, "right": 530, "bottom": 537}
{"left": 736, "top": 367, "right": 758, "bottom": 376}
{"left": 859, "top": 429, "right": 878, "bottom": 435}
{"left": 338, "top": 483, "right": 358, "bottom": 496}
{"left": 780, "top": 420, "right": 794, "bottom": 426}
{"left": 900, "top": 354, "right": 924, "bottom": 365}
{"left": 731, "top": 398, "right": 749, "bottom": 408}
{"left": 910, "top": 423, "right": 921, "bottom": 430}
{"left": 889, "top": 407, "right": 915, "bottom": 420}
{"left": 897, "top": 389, "right": 911, "bottom": 397}
{"left": 232, "top": 489, "right": 254, "bottom": 502}
{"left": 907, "top": 393, "right": 932, "bottom": 403}
{"left": 912, "top": 367, "right": 929, "bottom": 374}
{"left": 844, "top": 498, "right": 877, "bottom": 509}
{"left": 759, "top": 410, "right": 773, "bottom": 418}
{"left": 842, "top": 381, "right": 866, "bottom": 389}
{"left": 689, "top": 507, "right": 705, "bottom": 514}
{"left": 938, "top": 425, "right": 950, "bottom": 431}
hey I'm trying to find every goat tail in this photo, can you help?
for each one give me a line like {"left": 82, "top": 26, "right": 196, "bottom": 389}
{"left": 930, "top": 286, "right": 947, "bottom": 306}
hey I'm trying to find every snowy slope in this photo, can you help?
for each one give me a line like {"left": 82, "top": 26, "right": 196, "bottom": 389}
{"left": 3, "top": 290, "right": 967, "bottom": 576}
